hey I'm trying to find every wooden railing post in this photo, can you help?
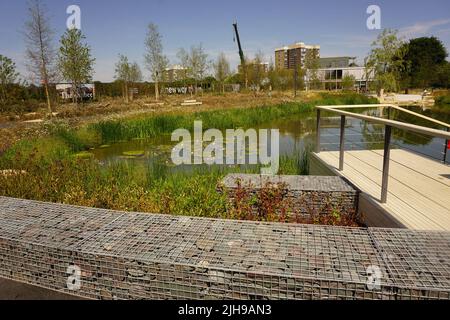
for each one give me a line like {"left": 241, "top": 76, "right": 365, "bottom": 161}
{"left": 316, "top": 109, "right": 321, "bottom": 153}
{"left": 381, "top": 125, "right": 392, "bottom": 203}
{"left": 339, "top": 115, "right": 345, "bottom": 171}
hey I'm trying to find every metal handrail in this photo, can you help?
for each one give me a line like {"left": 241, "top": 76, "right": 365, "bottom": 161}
{"left": 316, "top": 105, "right": 450, "bottom": 140}
{"left": 315, "top": 104, "right": 450, "bottom": 203}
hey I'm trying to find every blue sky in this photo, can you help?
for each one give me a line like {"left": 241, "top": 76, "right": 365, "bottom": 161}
{"left": 1, "top": 0, "right": 450, "bottom": 82}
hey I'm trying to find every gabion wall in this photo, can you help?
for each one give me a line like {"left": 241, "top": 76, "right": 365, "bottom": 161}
{"left": 220, "top": 174, "right": 360, "bottom": 220}
{"left": 0, "top": 196, "right": 449, "bottom": 300}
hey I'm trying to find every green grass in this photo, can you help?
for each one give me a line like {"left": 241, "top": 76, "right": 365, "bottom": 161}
{"left": 0, "top": 92, "right": 376, "bottom": 221}
{"left": 435, "top": 95, "right": 450, "bottom": 108}
{"left": 279, "top": 145, "right": 312, "bottom": 175}
{"left": 90, "top": 92, "right": 377, "bottom": 144}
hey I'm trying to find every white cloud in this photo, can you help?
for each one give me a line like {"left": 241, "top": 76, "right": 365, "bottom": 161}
{"left": 398, "top": 19, "right": 450, "bottom": 39}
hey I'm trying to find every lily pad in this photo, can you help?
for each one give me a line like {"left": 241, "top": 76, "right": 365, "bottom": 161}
{"left": 99, "top": 144, "right": 110, "bottom": 149}
{"left": 73, "top": 151, "right": 94, "bottom": 159}
{"left": 123, "top": 150, "right": 145, "bottom": 157}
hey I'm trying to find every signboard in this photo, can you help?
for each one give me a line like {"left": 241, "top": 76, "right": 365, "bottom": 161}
{"left": 165, "top": 87, "right": 189, "bottom": 95}
{"left": 56, "top": 84, "right": 95, "bottom": 100}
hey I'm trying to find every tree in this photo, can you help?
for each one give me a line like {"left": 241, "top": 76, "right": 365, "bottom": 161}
{"left": 213, "top": 53, "right": 230, "bottom": 93}
{"left": 129, "top": 62, "right": 143, "bottom": 84}
{"left": 305, "top": 50, "right": 321, "bottom": 90}
{"left": 365, "top": 29, "right": 407, "bottom": 95}
{"left": 144, "top": 23, "right": 168, "bottom": 101}
{"left": 177, "top": 44, "right": 209, "bottom": 94}
{"left": 247, "top": 50, "right": 266, "bottom": 88}
{"left": 342, "top": 74, "right": 356, "bottom": 91}
{"left": 0, "top": 55, "right": 20, "bottom": 103}
{"left": 114, "top": 56, "right": 142, "bottom": 103}
{"left": 58, "top": 28, "right": 95, "bottom": 103}
{"left": 115, "top": 55, "right": 131, "bottom": 103}
{"left": 402, "top": 37, "right": 448, "bottom": 89}
{"left": 435, "top": 62, "right": 450, "bottom": 88}
{"left": 24, "top": 0, "right": 55, "bottom": 114}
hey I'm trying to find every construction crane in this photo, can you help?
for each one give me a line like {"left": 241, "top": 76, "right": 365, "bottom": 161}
{"left": 232, "top": 21, "right": 248, "bottom": 89}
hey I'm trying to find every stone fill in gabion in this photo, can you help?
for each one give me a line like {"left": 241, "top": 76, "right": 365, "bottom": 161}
{"left": 0, "top": 197, "right": 449, "bottom": 300}
{"left": 220, "top": 174, "right": 360, "bottom": 220}
{"left": 369, "top": 228, "right": 450, "bottom": 299}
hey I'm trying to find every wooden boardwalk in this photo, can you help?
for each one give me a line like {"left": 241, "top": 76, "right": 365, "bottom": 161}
{"left": 312, "top": 149, "right": 450, "bottom": 231}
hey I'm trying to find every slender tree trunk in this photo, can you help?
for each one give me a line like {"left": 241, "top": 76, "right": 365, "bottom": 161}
{"left": 155, "top": 80, "right": 159, "bottom": 101}
{"left": 125, "top": 81, "right": 129, "bottom": 103}
{"left": 43, "top": 77, "right": 52, "bottom": 113}
{"left": 0, "top": 84, "right": 6, "bottom": 103}
{"left": 37, "top": 12, "right": 52, "bottom": 116}
{"left": 72, "top": 83, "right": 76, "bottom": 104}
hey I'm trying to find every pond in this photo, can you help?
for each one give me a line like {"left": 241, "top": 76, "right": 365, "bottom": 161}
{"left": 89, "top": 106, "right": 450, "bottom": 173}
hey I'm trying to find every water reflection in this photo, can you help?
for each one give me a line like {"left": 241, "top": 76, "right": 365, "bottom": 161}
{"left": 90, "top": 106, "right": 450, "bottom": 169}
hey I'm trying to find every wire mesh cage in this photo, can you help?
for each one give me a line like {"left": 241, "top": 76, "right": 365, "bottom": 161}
{"left": 0, "top": 197, "right": 449, "bottom": 300}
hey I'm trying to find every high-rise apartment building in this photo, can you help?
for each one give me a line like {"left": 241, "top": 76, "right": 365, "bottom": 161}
{"left": 275, "top": 42, "right": 320, "bottom": 70}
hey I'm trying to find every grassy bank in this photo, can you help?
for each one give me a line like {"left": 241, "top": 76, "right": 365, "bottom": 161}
{"left": 435, "top": 95, "right": 450, "bottom": 109}
{"left": 0, "top": 93, "right": 376, "bottom": 224}
{"left": 91, "top": 92, "right": 375, "bottom": 144}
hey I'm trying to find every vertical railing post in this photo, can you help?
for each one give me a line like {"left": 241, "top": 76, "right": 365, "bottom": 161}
{"left": 443, "top": 127, "right": 449, "bottom": 164}
{"left": 381, "top": 125, "right": 392, "bottom": 203}
{"left": 339, "top": 115, "right": 345, "bottom": 171}
{"left": 316, "top": 109, "right": 321, "bottom": 153}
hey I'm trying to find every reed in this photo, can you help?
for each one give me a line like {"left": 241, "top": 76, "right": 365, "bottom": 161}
{"left": 0, "top": 93, "right": 376, "bottom": 223}
{"left": 91, "top": 93, "right": 377, "bottom": 144}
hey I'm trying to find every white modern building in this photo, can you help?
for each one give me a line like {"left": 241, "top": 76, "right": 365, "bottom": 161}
{"left": 319, "top": 67, "right": 373, "bottom": 89}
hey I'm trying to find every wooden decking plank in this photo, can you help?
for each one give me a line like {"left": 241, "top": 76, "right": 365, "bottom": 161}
{"left": 338, "top": 151, "right": 450, "bottom": 229}
{"left": 341, "top": 150, "right": 450, "bottom": 208}
{"left": 329, "top": 154, "right": 447, "bottom": 230}
{"left": 373, "top": 149, "right": 450, "bottom": 186}
{"left": 317, "top": 150, "right": 450, "bottom": 231}
{"left": 318, "top": 152, "right": 444, "bottom": 230}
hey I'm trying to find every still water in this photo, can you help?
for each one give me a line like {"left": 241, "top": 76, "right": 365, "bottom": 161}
{"left": 90, "top": 106, "right": 450, "bottom": 171}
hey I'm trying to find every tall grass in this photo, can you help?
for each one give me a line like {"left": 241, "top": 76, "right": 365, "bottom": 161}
{"left": 91, "top": 93, "right": 377, "bottom": 144}
{"left": 279, "top": 145, "right": 312, "bottom": 175}
{"left": 0, "top": 92, "right": 376, "bottom": 222}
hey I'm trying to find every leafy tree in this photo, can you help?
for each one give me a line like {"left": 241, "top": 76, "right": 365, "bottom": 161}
{"left": 402, "top": 37, "right": 448, "bottom": 89}
{"left": 247, "top": 50, "right": 266, "bottom": 88}
{"left": 115, "top": 55, "right": 137, "bottom": 103}
{"left": 213, "top": 52, "right": 230, "bottom": 93}
{"left": 177, "top": 44, "right": 209, "bottom": 94}
{"left": 115, "top": 54, "right": 131, "bottom": 103}
{"left": 342, "top": 74, "right": 356, "bottom": 91}
{"left": 365, "top": 29, "right": 407, "bottom": 95}
{"left": 58, "top": 28, "right": 95, "bottom": 103}
{"left": 0, "top": 55, "right": 20, "bottom": 102}
{"left": 24, "top": 0, "right": 55, "bottom": 114}
{"left": 305, "top": 50, "right": 321, "bottom": 90}
{"left": 435, "top": 62, "right": 450, "bottom": 88}
{"left": 129, "top": 62, "right": 143, "bottom": 83}
{"left": 144, "top": 23, "right": 168, "bottom": 101}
